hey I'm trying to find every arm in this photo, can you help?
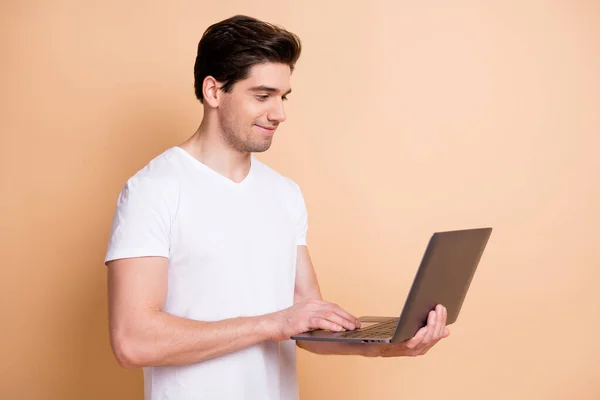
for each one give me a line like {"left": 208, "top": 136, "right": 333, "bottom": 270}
{"left": 105, "top": 177, "right": 358, "bottom": 368}
{"left": 107, "top": 253, "right": 360, "bottom": 369}
{"left": 107, "top": 256, "right": 277, "bottom": 368}
{"left": 293, "top": 246, "right": 450, "bottom": 357}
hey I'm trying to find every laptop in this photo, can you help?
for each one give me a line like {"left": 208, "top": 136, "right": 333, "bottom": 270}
{"left": 291, "top": 227, "right": 492, "bottom": 344}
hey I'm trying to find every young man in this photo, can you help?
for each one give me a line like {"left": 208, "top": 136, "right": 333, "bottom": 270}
{"left": 105, "top": 15, "right": 449, "bottom": 400}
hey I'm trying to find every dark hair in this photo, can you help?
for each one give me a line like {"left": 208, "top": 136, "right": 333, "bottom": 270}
{"left": 193, "top": 15, "right": 302, "bottom": 103}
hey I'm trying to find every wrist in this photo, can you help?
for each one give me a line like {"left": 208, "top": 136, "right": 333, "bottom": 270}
{"left": 257, "top": 313, "right": 280, "bottom": 341}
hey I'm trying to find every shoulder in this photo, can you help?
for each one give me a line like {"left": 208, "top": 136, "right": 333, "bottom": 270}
{"left": 116, "top": 148, "right": 181, "bottom": 208}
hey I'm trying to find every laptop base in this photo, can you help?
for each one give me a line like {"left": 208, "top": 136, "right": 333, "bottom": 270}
{"left": 291, "top": 316, "right": 397, "bottom": 343}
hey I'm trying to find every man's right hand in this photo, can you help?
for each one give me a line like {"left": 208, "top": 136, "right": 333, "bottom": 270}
{"left": 267, "top": 299, "right": 361, "bottom": 341}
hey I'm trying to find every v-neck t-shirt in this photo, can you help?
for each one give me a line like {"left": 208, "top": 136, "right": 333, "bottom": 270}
{"left": 104, "top": 146, "right": 308, "bottom": 400}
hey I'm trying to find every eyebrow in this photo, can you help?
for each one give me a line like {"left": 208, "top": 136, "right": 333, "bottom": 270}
{"left": 249, "top": 85, "right": 292, "bottom": 96}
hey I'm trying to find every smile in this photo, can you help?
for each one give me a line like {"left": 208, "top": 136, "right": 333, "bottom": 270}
{"left": 254, "top": 125, "right": 277, "bottom": 136}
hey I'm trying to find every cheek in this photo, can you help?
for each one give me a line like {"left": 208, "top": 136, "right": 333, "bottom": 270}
{"left": 223, "top": 96, "right": 267, "bottom": 128}
{"left": 220, "top": 102, "right": 244, "bottom": 128}
{"left": 243, "top": 100, "right": 269, "bottom": 122}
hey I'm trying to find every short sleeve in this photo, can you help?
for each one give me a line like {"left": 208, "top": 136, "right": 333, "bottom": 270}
{"left": 294, "top": 184, "right": 308, "bottom": 246}
{"left": 104, "top": 176, "right": 174, "bottom": 264}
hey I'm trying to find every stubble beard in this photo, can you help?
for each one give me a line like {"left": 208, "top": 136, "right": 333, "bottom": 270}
{"left": 221, "top": 119, "right": 273, "bottom": 154}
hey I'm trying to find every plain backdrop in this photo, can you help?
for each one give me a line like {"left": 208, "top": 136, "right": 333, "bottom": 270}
{"left": 1, "top": 1, "right": 599, "bottom": 399}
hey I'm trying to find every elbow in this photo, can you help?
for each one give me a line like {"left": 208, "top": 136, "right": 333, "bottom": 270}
{"left": 110, "top": 330, "right": 152, "bottom": 369}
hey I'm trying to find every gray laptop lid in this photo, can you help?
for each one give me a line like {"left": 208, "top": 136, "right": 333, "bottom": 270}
{"left": 391, "top": 227, "right": 492, "bottom": 342}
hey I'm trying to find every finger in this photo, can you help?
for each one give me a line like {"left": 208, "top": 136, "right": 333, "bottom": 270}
{"left": 421, "top": 310, "right": 436, "bottom": 345}
{"left": 333, "top": 305, "right": 361, "bottom": 328}
{"left": 433, "top": 305, "right": 444, "bottom": 338}
{"left": 327, "top": 304, "right": 360, "bottom": 329}
{"left": 440, "top": 306, "right": 449, "bottom": 338}
{"left": 312, "top": 318, "right": 344, "bottom": 332}
{"left": 441, "top": 306, "right": 448, "bottom": 337}
{"left": 311, "top": 301, "right": 359, "bottom": 329}
{"left": 442, "top": 305, "right": 448, "bottom": 326}
{"left": 406, "top": 325, "right": 428, "bottom": 349}
{"left": 317, "top": 310, "right": 357, "bottom": 331}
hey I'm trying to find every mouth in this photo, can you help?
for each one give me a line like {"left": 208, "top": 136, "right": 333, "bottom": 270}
{"left": 254, "top": 124, "right": 277, "bottom": 136}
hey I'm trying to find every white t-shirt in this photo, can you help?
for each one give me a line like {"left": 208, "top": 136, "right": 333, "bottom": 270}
{"left": 104, "top": 146, "right": 308, "bottom": 400}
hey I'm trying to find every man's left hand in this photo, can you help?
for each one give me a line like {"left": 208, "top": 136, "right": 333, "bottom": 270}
{"left": 373, "top": 304, "right": 450, "bottom": 358}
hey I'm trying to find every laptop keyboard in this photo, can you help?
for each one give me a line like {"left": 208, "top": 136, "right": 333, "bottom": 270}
{"left": 341, "top": 318, "right": 399, "bottom": 338}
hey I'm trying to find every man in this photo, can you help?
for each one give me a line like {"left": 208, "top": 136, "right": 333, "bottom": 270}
{"left": 105, "top": 15, "right": 449, "bottom": 400}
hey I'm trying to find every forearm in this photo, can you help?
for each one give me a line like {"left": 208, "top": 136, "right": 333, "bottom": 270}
{"left": 112, "top": 311, "right": 274, "bottom": 368}
{"left": 296, "top": 340, "right": 381, "bottom": 357}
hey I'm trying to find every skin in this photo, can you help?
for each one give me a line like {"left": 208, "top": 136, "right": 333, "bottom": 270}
{"left": 106, "top": 62, "right": 449, "bottom": 369}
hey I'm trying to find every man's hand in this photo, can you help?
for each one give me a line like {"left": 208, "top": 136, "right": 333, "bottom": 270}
{"left": 267, "top": 299, "right": 361, "bottom": 341}
{"left": 376, "top": 304, "right": 450, "bottom": 357}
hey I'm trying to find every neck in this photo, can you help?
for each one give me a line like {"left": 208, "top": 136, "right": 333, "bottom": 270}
{"left": 179, "top": 115, "right": 252, "bottom": 184}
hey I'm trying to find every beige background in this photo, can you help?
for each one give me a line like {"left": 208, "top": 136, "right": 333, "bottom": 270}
{"left": 2, "top": 1, "right": 599, "bottom": 399}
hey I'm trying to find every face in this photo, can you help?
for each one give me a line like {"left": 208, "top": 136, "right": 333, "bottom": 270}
{"left": 216, "top": 62, "right": 292, "bottom": 153}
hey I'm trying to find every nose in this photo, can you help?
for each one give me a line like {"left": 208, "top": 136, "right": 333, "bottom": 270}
{"left": 267, "top": 99, "right": 287, "bottom": 123}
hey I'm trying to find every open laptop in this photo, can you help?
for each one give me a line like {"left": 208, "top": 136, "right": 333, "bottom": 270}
{"left": 291, "top": 227, "right": 492, "bottom": 344}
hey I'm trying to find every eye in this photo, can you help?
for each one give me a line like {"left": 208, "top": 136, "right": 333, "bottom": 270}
{"left": 282, "top": 96, "right": 288, "bottom": 101}
{"left": 255, "top": 94, "right": 269, "bottom": 101}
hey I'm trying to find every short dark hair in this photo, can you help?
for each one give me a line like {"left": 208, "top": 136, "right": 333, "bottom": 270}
{"left": 193, "top": 15, "right": 302, "bottom": 103}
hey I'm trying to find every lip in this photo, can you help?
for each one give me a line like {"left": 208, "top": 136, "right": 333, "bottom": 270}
{"left": 254, "top": 125, "right": 277, "bottom": 136}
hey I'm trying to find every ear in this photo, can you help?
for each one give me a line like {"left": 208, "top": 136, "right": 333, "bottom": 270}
{"left": 202, "top": 76, "right": 220, "bottom": 108}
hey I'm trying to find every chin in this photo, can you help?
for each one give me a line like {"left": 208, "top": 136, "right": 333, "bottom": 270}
{"left": 249, "top": 144, "right": 272, "bottom": 153}
{"left": 244, "top": 138, "right": 273, "bottom": 153}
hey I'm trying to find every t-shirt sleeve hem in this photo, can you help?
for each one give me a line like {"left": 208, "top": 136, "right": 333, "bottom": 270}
{"left": 104, "top": 248, "right": 169, "bottom": 265}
